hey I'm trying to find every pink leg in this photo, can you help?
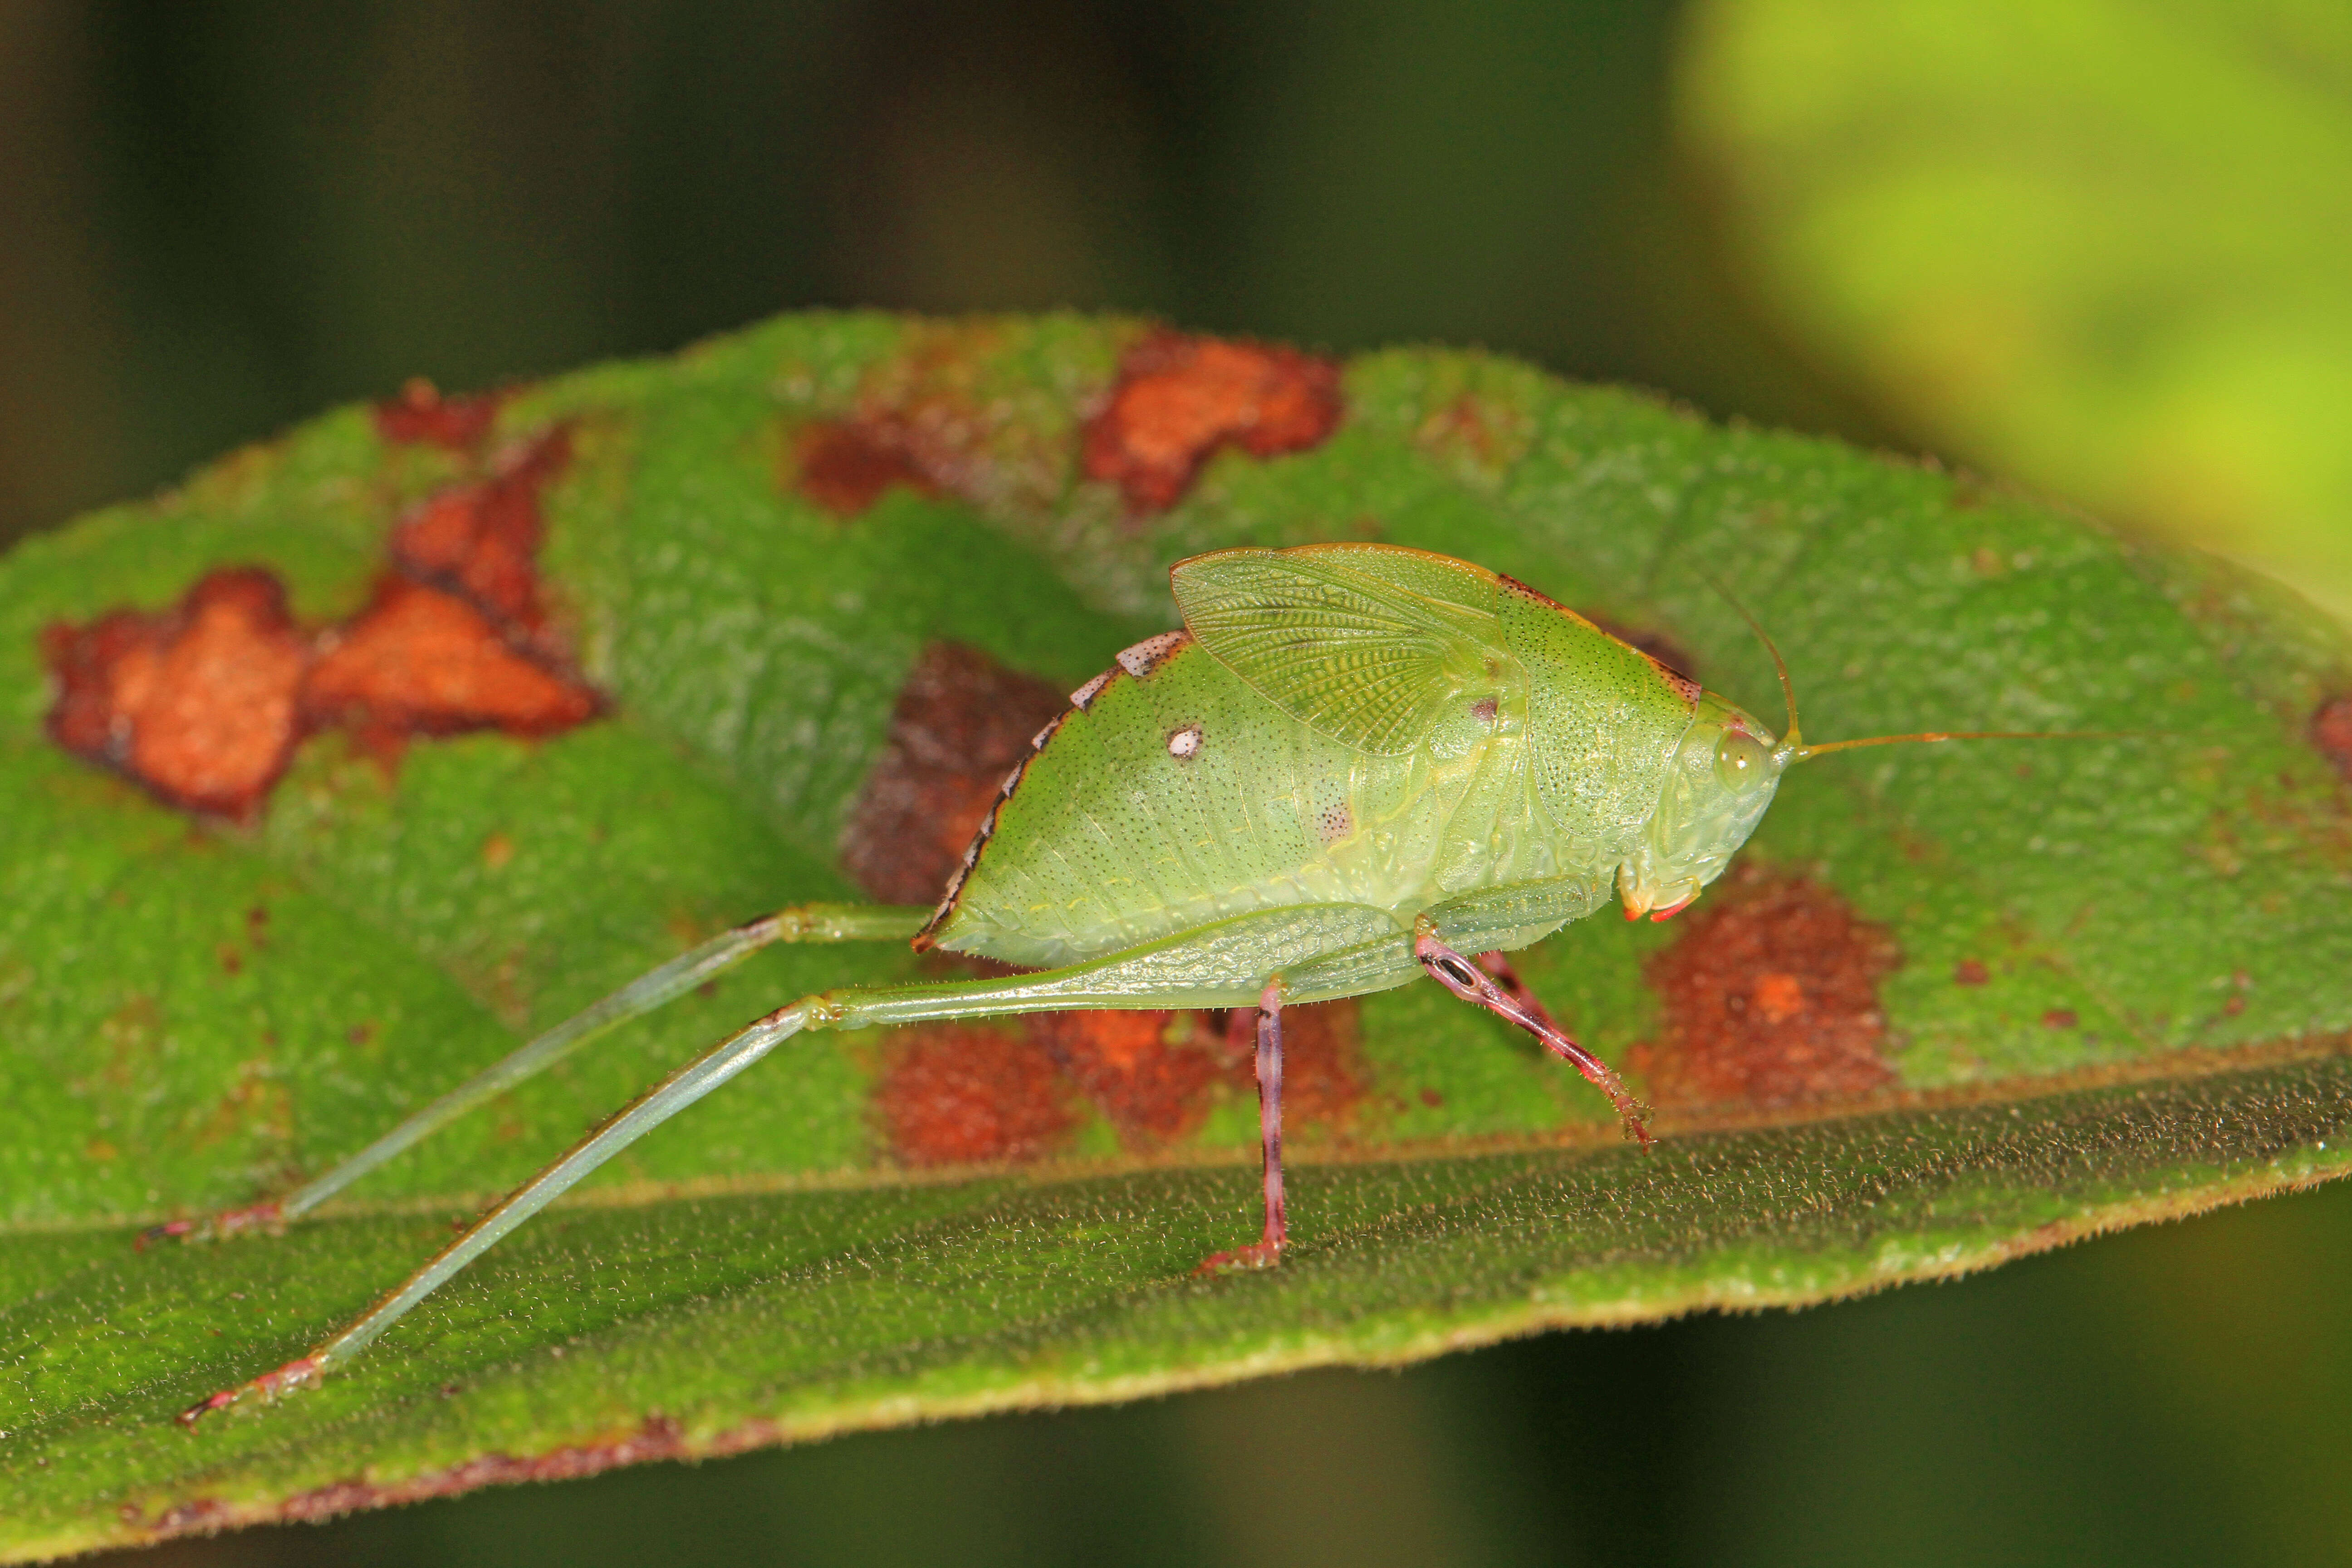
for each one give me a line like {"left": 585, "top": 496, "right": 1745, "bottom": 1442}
{"left": 1475, "top": 950, "right": 1564, "bottom": 1037}
{"left": 1421, "top": 928, "right": 1652, "bottom": 1147}
{"left": 1197, "top": 980, "right": 1287, "bottom": 1271}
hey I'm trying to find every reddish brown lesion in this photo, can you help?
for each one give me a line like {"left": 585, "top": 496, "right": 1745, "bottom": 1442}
{"left": 373, "top": 377, "right": 506, "bottom": 451}
{"left": 42, "top": 569, "right": 311, "bottom": 821}
{"left": 303, "top": 576, "right": 601, "bottom": 762}
{"left": 388, "top": 427, "right": 572, "bottom": 634}
{"left": 878, "top": 999, "right": 1367, "bottom": 1167}
{"left": 842, "top": 641, "right": 1071, "bottom": 909}
{"left": 1632, "top": 869, "right": 1901, "bottom": 1109}
{"left": 40, "top": 409, "right": 601, "bottom": 819}
{"left": 876, "top": 1024, "right": 1080, "bottom": 1165}
{"left": 791, "top": 417, "right": 946, "bottom": 518}
{"left": 1031, "top": 1010, "right": 1224, "bottom": 1146}
{"left": 1082, "top": 330, "right": 1344, "bottom": 512}
{"left": 2311, "top": 695, "right": 2352, "bottom": 784}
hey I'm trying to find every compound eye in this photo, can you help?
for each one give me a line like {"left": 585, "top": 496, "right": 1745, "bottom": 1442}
{"left": 1714, "top": 730, "right": 1771, "bottom": 793}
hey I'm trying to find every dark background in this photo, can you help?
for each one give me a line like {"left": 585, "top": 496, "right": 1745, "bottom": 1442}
{"left": 6, "top": 4, "right": 2347, "bottom": 1564}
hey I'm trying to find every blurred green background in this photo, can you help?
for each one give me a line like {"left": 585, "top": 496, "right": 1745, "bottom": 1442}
{"left": 5, "top": 2, "right": 2347, "bottom": 1563}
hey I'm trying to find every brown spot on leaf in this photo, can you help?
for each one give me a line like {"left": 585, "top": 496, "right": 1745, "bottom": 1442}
{"left": 389, "top": 427, "right": 572, "bottom": 632}
{"left": 1031, "top": 1010, "right": 1224, "bottom": 1147}
{"left": 840, "top": 641, "right": 1070, "bottom": 905}
{"left": 2043, "top": 1008, "right": 2079, "bottom": 1029}
{"left": 41, "top": 568, "right": 310, "bottom": 819}
{"left": 1412, "top": 391, "right": 1534, "bottom": 481}
{"left": 793, "top": 416, "right": 944, "bottom": 518}
{"left": 2310, "top": 696, "right": 2352, "bottom": 784}
{"left": 303, "top": 577, "right": 600, "bottom": 756}
{"left": 1082, "top": 330, "right": 1343, "bottom": 512}
{"left": 1954, "top": 959, "right": 1989, "bottom": 985}
{"left": 1636, "top": 873, "right": 1900, "bottom": 1109}
{"left": 373, "top": 377, "right": 503, "bottom": 450}
{"left": 877, "top": 1025, "right": 1075, "bottom": 1165}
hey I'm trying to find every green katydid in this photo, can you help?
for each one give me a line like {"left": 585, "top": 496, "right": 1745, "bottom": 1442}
{"left": 171, "top": 541, "right": 2063, "bottom": 1422}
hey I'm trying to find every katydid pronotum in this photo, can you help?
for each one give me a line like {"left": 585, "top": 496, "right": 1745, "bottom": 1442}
{"left": 170, "top": 542, "right": 2071, "bottom": 1422}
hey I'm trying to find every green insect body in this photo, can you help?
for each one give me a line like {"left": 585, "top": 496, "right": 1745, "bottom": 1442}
{"left": 924, "top": 544, "right": 1781, "bottom": 970}
{"left": 172, "top": 543, "right": 1823, "bottom": 1422}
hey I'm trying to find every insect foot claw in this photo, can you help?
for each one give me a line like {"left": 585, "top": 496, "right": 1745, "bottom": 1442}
{"left": 176, "top": 1356, "right": 322, "bottom": 1429}
{"left": 1194, "top": 1242, "right": 1284, "bottom": 1275}
{"left": 137, "top": 1200, "right": 286, "bottom": 1252}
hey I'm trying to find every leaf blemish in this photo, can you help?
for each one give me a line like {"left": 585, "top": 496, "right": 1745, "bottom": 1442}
{"left": 303, "top": 576, "right": 601, "bottom": 767}
{"left": 1633, "top": 870, "right": 1901, "bottom": 1109}
{"left": 791, "top": 416, "right": 943, "bottom": 519}
{"left": 842, "top": 641, "right": 1069, "bottom": 906}
{"left": 1081, "top": 330, "right": 1343, "bottom": 513}
{"left": 41, "top": 568, "right": 309, "bottom": 821}
{"left": 2309, "top": 695, "right": 2352, "bottom": 784}
{"left": 388, "top": 427, "right": 573, "bottom": 637}
{"left": 373, "top": 377, "right": 505, "bottom": 451}
{"left": 40, "top": 421, "right": 599, "bottom": 818}
{"left": 877, "top": 1025, "right": 1077, "bottom": 1166}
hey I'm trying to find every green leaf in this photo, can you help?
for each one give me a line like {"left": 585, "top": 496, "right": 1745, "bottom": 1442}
{"left": 1678, "top": 0, "right": 2352, "bottom": 616}
{"left": 4, "top": 313, "right": 2348, "bottom": 1557}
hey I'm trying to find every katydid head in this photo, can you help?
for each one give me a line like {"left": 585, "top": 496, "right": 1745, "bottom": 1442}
{"left": 1618, "top": 691, "right": 1788, "bottom": 920}
{"left": 1618, "top": 584, "right": 2122, "bottom": 921}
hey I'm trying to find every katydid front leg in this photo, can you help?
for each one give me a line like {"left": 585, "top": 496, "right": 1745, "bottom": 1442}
{"left": 144, "top": 903, "right": 931, "bottom": 1247}
{"left": 1415, "top": 923, "right": 1651, "bottom": 1144}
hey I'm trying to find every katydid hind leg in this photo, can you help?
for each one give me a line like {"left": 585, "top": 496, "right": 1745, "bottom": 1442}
{"left": 1416, "top": 926, "right": 1652, "bottom": 1145}
{"left": 1197, "top": 980, "right": 1288, "bottom": 1273}
{"left": 142, "top": 903, "right": 930, "bottom": 1249}
{"left": 181, "top": 906, "right": 1424, "bottom": 1422}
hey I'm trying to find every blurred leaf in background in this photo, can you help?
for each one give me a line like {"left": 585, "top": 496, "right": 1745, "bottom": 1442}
{"left": 1682, "top": 0, "right": 2352, "bottom": 617}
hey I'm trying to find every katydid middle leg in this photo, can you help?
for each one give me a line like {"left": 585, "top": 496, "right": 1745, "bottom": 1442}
{"left": 145, "top": 902, "right": 931, "bottom": 1246}
{"left": 1196, "top": 979, "right": 1288, "bottom": 1273}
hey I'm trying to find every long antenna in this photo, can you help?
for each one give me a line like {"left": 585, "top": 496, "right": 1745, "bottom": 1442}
{"left": 1700, "top": 573, "right": 1801, "bottom": 748}
{"left": 1791, "top": 729, "right": 2134, "bottom": 762}
{"left": 1697, "top": 573, "right": 2133, "bottom": 761}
